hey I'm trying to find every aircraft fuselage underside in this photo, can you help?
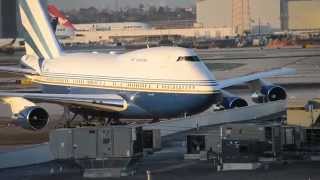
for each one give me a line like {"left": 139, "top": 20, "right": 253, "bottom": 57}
{"left": 42, "top": 84, "right": 221, "bottom": 119}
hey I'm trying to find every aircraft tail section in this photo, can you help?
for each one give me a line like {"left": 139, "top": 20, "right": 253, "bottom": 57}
{"left": 48, "top": 4, "right": 76, "bottom": 31}
{"left": 19, "top": 0, "right": 62, "bottom": 59}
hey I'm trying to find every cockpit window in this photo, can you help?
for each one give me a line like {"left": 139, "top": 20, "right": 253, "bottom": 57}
{"left": 177, "top": 56, "right": 201, "bottom": 62}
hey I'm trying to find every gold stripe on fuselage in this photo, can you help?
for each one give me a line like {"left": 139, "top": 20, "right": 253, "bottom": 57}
{"left": 27, "top": 75, "right": 218, "bottom": 94}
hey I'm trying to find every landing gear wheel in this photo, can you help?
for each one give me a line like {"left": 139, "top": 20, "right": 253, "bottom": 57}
{"left": 151, "top": 117, "right": 160, "bottom": 123}
{"left": 106, "top": 113, "right": 125, "bottom": 126}
{"left": 61, "top": 106, "right": 78, "bottom": 128}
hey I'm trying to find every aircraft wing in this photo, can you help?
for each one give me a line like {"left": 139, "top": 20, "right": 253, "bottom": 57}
{"left": 0, "top": 93, "right": 128, "bottom": 112}
{"left": 0, "top": 66, "right": 39, "bottom": 75}
{"left": 217, "top": 68, "right": 296, "bottom": 89}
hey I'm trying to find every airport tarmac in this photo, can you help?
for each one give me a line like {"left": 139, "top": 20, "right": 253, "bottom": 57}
{"left": 1, "top": 146, "right": 320, "bottom": 180}
{"left": 0, "top": 47, "right": 320, "bottom": 179}
{"left": 0, "top": 47, "right": 319, "bottom": 145}
{"left": 197, "top": 47, "right": 320, "bottom": 85}
{"left": 0, "top": 47, "right": 318, "bottom": 111}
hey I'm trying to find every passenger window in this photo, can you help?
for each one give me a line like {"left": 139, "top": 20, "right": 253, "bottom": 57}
{"left": 177, "top": 56, "right": 201, "bottom": 62}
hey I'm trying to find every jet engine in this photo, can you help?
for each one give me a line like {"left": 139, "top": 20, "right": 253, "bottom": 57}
{"left": 221, "top": 91, "right": 248, "bottom": 109}
{"left": 1, "top": 97, "right": 49, "bottom": 131}
{"left": 252, "top": 85, "right": 287, "bottom": 103}
{"left": 14, "top": 106, "right": 49, "bottom": 131}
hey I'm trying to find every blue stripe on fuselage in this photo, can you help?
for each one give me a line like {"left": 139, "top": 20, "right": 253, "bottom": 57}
{"left": 41, "top": 84, "right": 222, "bottom": 119}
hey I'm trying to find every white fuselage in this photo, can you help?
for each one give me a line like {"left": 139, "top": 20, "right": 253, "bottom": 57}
{"left": 30, "top": 47, "right": 217, "bottom": 95}
{"left": 25, "top": 47, "right": 220, "bottom": 118}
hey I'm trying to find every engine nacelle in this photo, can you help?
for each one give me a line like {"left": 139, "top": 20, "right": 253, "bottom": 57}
{"left": 261, "top": 85, "right": 287, "bottom": 102}
{"left": 252, "top": 85, "right": 287, "bottom": 103}
{"left": 221, "top": 91, "right": 248, "bottom": 109}
{"left": 14, "top": 106, "right": 49, "bottom": 131}
{"left": 1, "top": 97, "right": 49, "bottom": 131}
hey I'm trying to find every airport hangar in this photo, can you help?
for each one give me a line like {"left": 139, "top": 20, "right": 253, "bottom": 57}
{"left": 196, "top": 0, "right": 320, "bottom": 34}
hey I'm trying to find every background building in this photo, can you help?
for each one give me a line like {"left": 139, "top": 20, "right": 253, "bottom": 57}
{"left": 196, "top": 0, "right": 232, "bottom": 28}
{"left": 250, "top": 0, "right": 281, "bottom": 33}
{"left": 196, "top": 0, "right": 320, "bottom": 34}
{"left": 232, "top": 0, "right": 250, "bottom": 34}
{"left": 288, "top": 0, "right": 320, "bottom": 30}
{"left": 196, "top": 0, "right": 281, "bottom": 34}
{"left": 245, "top": 0, "right": 320, "bottom": 32}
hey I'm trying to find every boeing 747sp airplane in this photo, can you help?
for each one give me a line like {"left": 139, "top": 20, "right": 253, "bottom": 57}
{"left": 0, "top": 0, "right": 294, "bottom": 131}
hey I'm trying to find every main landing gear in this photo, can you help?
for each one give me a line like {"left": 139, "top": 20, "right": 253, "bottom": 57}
{"left": 60, "top": 106, "right": 126, "bottom": 128}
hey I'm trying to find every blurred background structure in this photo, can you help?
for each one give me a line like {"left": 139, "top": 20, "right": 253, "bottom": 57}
{"left": 196, "top": 0, "right": 320, "bottom": 34}
{"left": 0, "top": 0, "right": 18, "bottom": 38}
{"left": 0, "top": 0, "right": 49, "bottom": 38}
